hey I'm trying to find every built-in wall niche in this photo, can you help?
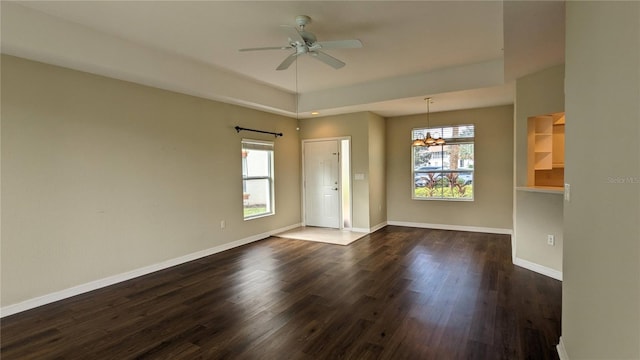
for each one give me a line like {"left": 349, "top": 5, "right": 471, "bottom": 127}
{"left": 527, "top": 112, "right": 565, "bottom": 188}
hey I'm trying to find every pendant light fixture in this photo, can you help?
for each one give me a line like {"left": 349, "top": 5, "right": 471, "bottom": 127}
{"left": 411, "top": 137, "right": 426, "bottom": 147}
{"left": 412, "top": 97, "right": 445, "bottom": 147}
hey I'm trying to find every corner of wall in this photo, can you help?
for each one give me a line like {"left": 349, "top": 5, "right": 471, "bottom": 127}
{"left": 513, "top": 65, "right": 565, "bottom": 279}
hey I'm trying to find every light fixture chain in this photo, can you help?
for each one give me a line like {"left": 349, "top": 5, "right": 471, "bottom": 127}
{"left": 295, "top": 57, "right": 299, "bottom": 124}
{"left": 412, "top": 97, "right": 444, "bottom": 147}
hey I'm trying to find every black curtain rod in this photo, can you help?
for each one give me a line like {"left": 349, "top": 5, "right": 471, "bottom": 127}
{"left": 235, "top": 126, "right": 283, "bottom": 138}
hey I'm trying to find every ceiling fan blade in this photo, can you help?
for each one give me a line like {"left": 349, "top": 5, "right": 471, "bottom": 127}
{"left": 239, "top": 46, "right": 291, "bottom": 52}
{"left": 315, "top": 39, "right": 363, "bottom": 49}
{"left": 280, "top": 25, "right": 305, "bottom": 44}
{"left": 311, "top": 51, "right": 346, "bottom": 69}
{"left": 276, "top": 53, "right": 298, "bottom": 71}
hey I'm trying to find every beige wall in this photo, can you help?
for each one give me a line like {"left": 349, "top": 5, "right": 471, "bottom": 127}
{"left": 1, "top": 55, "right": 301, "bottom": 307}
{"left": 515, "top": 191, "right": 563, "bottom": 270}
{"left": 514, "top": 65, "right": 565, "bottom": 187}
{"left": 386, "top": 105, "right": 513, "bottom": 230}
{"left": 563, "top": 2, "right": 640, "bottom": 358}
{"left": 367, "top": 112, "right": 386, "bottom": 228}
{"left": 299, "top": 111, "right": 387, "bottom": 231}
{"left": 514, "top": 65, "right": 564, "bottom": 274}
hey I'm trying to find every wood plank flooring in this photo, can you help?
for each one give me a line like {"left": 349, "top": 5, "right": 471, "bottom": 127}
{"left": 1, "top": 226, "right": 562, "bottom": 359}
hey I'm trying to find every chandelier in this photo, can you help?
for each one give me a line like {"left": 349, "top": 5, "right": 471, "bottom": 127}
{"left": 412, "top": 97, "right": 445, "bottom": 147}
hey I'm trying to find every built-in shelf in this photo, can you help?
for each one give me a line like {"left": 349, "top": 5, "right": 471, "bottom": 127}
{"left": 516, "top": 186, "right": 564, "bottom": 194}
{"left": 527, "top": 112, "right": 565, "bottom": 187}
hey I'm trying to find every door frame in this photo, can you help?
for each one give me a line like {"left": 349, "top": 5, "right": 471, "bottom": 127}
{"left": 302, "top": 137, "right": 352, "bottom": 229}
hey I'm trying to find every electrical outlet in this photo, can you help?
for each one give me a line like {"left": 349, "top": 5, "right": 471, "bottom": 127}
{"left": 547, "top": 235, "right": 555, "bottom": 246}
{"left": 220, "top": 220, "right": 225, "bottom": 229}
{"left": 564, "top": 183, "right": 570, "bottom": 202}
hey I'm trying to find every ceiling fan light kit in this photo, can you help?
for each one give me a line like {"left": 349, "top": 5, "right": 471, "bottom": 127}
{"left": 239, "top": 15, "right": 363, "bottom": 71}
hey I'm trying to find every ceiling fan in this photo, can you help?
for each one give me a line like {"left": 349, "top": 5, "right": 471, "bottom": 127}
{"left": 239, "top": 15, "right": 363, "bottom": 71}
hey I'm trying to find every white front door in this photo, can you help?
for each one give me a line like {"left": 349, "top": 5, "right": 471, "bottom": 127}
{"left": 304, "top": 140, "right": 340, "bottom": 228}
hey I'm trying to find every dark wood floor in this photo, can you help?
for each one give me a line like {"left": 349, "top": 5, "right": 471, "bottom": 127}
{"left": 1, "top": 226, "right": 562, "bottom": 359}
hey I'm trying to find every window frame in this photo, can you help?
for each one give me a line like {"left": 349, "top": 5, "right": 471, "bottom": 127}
{"left": 242, "top": 139, "right": 275, "bottom": 220}
{"left": 411, "top": 124, "right": 475, "bottom": 201}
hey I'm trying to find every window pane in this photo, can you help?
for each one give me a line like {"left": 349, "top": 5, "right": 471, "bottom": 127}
{"left": 414, "top": 171, "right": 474, "bottom": 200}
{"left": 413, "top": 146, "right": 436, "bottom": 169}
{"left": 243, "top": 178, "right": 272, "bottom": 217}
{"left": 243, "top": 149, "right": 271, "bottom": 178}
{"left": 440, "top": 143, "right": 474, "bottom": 170}
{"left": 441, "top": 125, "right": 474, "bottom": 139}
{"left": 412, "top": 124, "right": 474, "bottom": 141}
{"left": 414, "top": 144, "right": 474, "bottom": 171}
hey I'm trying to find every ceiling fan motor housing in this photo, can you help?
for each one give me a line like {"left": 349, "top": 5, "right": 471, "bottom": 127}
{"left": 295, "top": 43, "right": 308, "bottom": 54}
{"left": 295, "top": 15, "right": 311, "bottom": 28}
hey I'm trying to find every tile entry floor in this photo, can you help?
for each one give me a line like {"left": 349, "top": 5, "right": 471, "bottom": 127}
{"left": 274, "top": 226, "right": 368, "bottom": 245}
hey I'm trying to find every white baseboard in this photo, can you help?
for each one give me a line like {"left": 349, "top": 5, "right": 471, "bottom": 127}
{"left": 0, "top": 223, "right": 301, "bottom": 318}
{"left": 349, "top": 222, "right": 388, "bottom": 234}
{"left": 557, "top": 336, "right": 570, "bottom": 360}
{"left": 387, "top": 220, "right": 513, "bottom": 235}
{"left": 369, "top": 221, "right": 388, "bottom": 233}
{"left": 513, "top": 257, "right": 563, "bottom": 281}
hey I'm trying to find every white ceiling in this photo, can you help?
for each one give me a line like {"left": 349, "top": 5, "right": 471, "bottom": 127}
{"left": 0, "top": 1, "right": 564, "bottom": 118}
